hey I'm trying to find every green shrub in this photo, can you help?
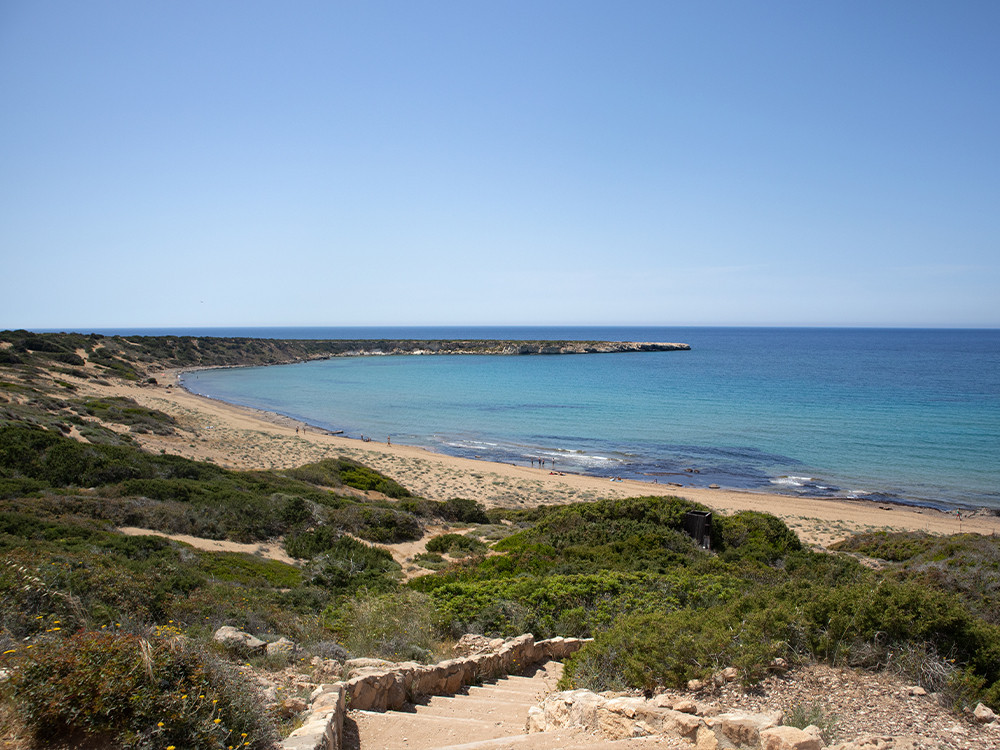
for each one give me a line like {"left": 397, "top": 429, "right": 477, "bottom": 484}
{"left": 440, "top": 498, "right": 489, "bottom": 524}
{"left": 293, "top": 534, "right": 399, "bottom": 593}
{"left": 785, "top": 703, "right": 838, "bottom": 743}
{"left": 81, "top": 397, "right": 177, "bottom": 435}
{"left": 329, "top": 504, "right": 421, "bottom": 543}
{"left": 327, "top": 590, "right": 436, "bottom": 662}
{"left": 418, "top": 570, "right": 739, "bottom": 640}
{"left": 3, "top": 630, "right": 278, "bottom": 749}
{"left": 287, "top": 457, "right": 412, "bottom": 498}
{"left": 714, "top": 510, "right": 802, "bottom": 563}
{"left": 425, "top": 533, "right": 487, "bottom": 556}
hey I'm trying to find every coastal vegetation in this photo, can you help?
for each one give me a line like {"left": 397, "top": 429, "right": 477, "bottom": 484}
{"left": 1, "top": 330, "right": 998, "bottom": 747}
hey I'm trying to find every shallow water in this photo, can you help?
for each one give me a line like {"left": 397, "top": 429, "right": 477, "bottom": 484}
{"left": 167, "top": 327, "right": 1000, "bottom": 511}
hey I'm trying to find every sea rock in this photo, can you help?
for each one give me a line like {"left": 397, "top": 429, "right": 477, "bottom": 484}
{"left": 213, "top": 625, "right": 266, "bottom": 654}
{"left": 973, "top": 702, "right": 997, "bottom": 723}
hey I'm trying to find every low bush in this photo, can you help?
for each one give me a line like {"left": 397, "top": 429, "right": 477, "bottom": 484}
{"left": 440, "top": 497, "right": 489, "bottom": 524}
{"left": 294, "top": 534, "right": 399, "bottom": 593}
{"left": 287, "top": 457, "right": 412, "bottom": 498}
{"left": 425, "top": 533, "right": 487, "bottom": 556}
{"left": 327, "top": 590, "right": 436, "bottom": 662}
{"left": 3, "top": 630, "right": 278, "bottom": 749}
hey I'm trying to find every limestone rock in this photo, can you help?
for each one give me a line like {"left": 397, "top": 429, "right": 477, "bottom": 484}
{"left": 710, "top": 711, "right": 781, "bottom": 747}
{"left": 761, "top": 725, "right": 824, "bottom": 750}
{"left": 213, "top": 625, "right": 266, "bottom": 654}
{"left": 279, "top": 697, "right": 308, "bottom": 718}
{"left": 453, "top": 633, "right": 503, "bottom": 656}
{"left": 673, "top": 698, "right": 699, "bottom": 714}
{"left": 904, "top": 685, "right": 926, "bottom": 697}
{"left": 267, "top": 637, "right": 296, "bottom": 657}
{"left": 310, "top": 657, "right": 343, "bottom": 682}
{"left": 345, "top": 657, "right": 396, "bottom": 678}
{"left": 526, "top": 705, "right": 546, "bottom": 733}
{"left": 696, "top": 727, "right": 719, "bottom": 750}
{"left": 769, "top": 657, "right": 789, "bottom": 673}
{"left": 688, "top": 679, "right": 706, "bottom": 692}
{"left": 973, "top": 702, "right": 997, "bottom": 723}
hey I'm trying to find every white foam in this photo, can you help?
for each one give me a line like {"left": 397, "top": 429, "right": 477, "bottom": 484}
{"left": 770, "top": 476, "right": 812, "bottom": 487}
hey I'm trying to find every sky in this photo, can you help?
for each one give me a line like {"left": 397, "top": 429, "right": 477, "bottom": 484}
{"left": 1, "top": 1, "right": 998, "bottom": 329}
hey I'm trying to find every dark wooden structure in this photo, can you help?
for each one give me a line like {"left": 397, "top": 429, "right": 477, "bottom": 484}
{"left": 683, "top": 510, "right": 713, "bottom": 549}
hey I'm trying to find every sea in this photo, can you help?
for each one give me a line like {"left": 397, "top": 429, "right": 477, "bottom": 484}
{"left": 79, "top": 326, "right": 1000, "bottom": 512}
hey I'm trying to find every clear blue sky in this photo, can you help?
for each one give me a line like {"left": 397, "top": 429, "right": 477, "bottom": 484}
{"left": 2, "top": 1, "right": 998, "bottom": 328}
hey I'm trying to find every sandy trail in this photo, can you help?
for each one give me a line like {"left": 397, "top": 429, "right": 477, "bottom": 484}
{"left": 117, "top": 527, "right": 300, "bottom": 565}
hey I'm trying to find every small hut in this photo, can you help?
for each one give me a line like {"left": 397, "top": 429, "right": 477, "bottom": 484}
{"left": 683, "top": 510, "right": 713, "bottom": 549}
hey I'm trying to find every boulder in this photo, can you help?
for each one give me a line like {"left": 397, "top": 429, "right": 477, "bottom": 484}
{"left": 710, "top": 711, "right": 781, "bottom": 747}
{"left": 279, "top": 697, "right": 308, "bottom": 718}
{"left": 973, "top": 702, "right": 997, "bottom": 723}
{"left": 527, "top": 689, "right": 605, "bottom": 734}
{"left": 453, "top": 633, "right": 502, "bottom": 655}
{"left": 597, "top": 696, "right": 650, "bottom": 739}
{"left": 213, "top": 625, "right": 266, "bottom": 654}
{"left": 267, "top": 637, "right": 296, "bottom": 657}
{"left": 673, "top": 698, "right": 699, "bottom": 714}
{"left": 310, "top": 657, "right": 343, "bottom": 682}
{"left": 760, "top": 725, "right": 824, "bottom": 750}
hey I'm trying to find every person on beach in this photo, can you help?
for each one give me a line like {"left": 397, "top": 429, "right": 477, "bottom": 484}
{"left": 387, "top": 436, "right": 391, "bottom": 446}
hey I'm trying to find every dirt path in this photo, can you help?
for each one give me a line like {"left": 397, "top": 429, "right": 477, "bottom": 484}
{"left": 117, "top": 527, "right": 300, "bottom": 565}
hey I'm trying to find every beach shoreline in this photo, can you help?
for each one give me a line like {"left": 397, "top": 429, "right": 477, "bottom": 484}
{"left": 86, "top": 365, "right": 1000, "bottom": 549}
{"left": 174, "top": 364, "right": 994, "bottom": 515}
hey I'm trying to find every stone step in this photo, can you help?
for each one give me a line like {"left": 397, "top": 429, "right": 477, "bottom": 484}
{"left": 413, "top": 696, "right": 538, "bottom": 712}
{"left": 433, "top": 730, "right": 684, "bottom": 750}
{"left": 409, "top": 702, "right": 534, "bottom": 725}
{"left": 349, "top": 709, "right": 518, "bottom": 750}
{"left": 457, "top": 685, "right": 549, "bottom": 701}
{"left": 350, "top": 660, "right": 566, "bottom": 750}
{"left": 353, "top": 710, "right": 500, "bottom": 728}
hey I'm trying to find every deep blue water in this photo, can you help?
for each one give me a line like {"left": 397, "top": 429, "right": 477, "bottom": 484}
{"left": 75, "top": 327, "right": 1000, "bottom": 511}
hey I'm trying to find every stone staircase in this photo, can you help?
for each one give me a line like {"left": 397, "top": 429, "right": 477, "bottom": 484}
{"left": 345, "top": 662, "right": 683, "bottom": 750}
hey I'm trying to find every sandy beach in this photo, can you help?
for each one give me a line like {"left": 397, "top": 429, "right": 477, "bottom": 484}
{"left": 81, "top": 367, "right": 1000, "bottom": 549}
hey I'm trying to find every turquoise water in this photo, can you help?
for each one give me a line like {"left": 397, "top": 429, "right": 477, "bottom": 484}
{"left": 172, "top": 327, "right": 1000, "bottom": 511}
